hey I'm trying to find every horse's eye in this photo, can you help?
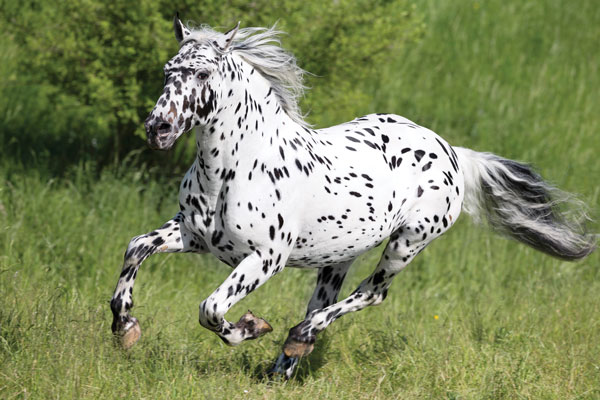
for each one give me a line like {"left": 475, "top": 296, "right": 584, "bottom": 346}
{"left": 196, "top": 71, "right": 209, "bottom": 80}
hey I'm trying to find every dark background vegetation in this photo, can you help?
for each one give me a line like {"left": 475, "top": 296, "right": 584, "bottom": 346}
{"left": 0, "top": 0, "right": 423, "bottom": 176}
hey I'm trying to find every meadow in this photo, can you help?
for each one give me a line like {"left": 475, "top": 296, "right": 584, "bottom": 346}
{"left": 1, "top": 0, "right": 599, "bottom": 398}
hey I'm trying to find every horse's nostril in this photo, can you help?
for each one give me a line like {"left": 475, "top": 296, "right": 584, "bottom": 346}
{"left": 157, "top": 122, "right": 172, "bottom": 135}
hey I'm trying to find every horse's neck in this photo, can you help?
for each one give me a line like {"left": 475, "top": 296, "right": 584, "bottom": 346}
{"left": 194, "top": 80, "right": 304, "bottom": 196}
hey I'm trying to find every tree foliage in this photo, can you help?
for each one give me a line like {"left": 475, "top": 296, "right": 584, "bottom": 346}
{"left": 0, "top": 0, "right": 423, "bottom": 170}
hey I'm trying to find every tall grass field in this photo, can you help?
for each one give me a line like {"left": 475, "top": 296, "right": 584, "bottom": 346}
{"left": 1, "top": 0, "right": 599, "bottom": 398}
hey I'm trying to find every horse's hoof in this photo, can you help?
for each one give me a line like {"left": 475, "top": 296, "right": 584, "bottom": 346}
{"left": 235, "top": 310, "right": 273, "bottom": 340}
{"left": 266, "top": 367, "right": 290, "bottom": 381}
{"left": 119, "top": 318, "right": 141, "bottom": 349}
{"left": 283, "top": 337, "right": 314, "bottom": 358}
{"left": 267, "top": 353, "right": 299, "bottom": 380}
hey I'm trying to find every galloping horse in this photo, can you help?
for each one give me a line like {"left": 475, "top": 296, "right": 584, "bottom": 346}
{"left": 110, "top": 16, "right": 596, "bottom": 378}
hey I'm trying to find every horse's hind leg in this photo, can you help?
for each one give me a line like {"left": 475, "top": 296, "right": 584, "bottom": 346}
{"left": 269, "top": 261, "right": 352, "bottom": 379}
{"left": 281, "top": 219, "right": 452, "bottom": 362}
{"left": 110, "top": 212, "right": 207, "bottom": 349}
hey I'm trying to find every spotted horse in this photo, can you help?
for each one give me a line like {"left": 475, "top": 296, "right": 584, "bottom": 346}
{"left": 110, "top": 16, "right": 597, "bottom": 379}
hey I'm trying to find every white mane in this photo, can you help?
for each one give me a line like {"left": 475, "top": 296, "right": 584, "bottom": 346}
{"left": 184, "top": 24, "right": 308, "bottom": 126}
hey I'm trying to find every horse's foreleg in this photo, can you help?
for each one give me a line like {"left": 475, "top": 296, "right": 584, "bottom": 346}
{"left": 110, "top": 213, "right": 207, "bottom": 348}
{"left": 198, "top": 250, "right": 288, "bottom": 346}
{"left": 270, "top": 262, "right": 352, "bottom": 379}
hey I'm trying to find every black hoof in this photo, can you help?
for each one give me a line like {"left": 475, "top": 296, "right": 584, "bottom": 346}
{"left": 268, "top": 353, "right": 299, "bottom": 380}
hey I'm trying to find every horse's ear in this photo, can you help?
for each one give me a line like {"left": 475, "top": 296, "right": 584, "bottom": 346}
{"left": 218, "top": 21, "right": 240, "bottom": 51}
{"left": 174, "top": 12, "right": 191, "bottom": 43}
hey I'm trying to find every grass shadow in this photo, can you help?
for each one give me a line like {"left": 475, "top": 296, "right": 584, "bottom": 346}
{"left": 251, "top": 331, "right": 335, "bottom": 384}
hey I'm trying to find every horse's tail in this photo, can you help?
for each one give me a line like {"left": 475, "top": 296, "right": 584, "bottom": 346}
{"left": 454, "top": 147, "right": 596, "bottom": 261}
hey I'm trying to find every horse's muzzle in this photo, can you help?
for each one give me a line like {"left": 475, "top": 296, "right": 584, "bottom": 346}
{"left": 145, "top": 118, "right": 175, "bottom": 150}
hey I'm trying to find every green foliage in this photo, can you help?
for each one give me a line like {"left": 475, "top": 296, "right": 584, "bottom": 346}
{"left": 285, "top": 0, "right": 423, "bottom": 126}
{"left": 2, "top": 0, "right": 174, "bottom": 158}
{"left": 0, "top": 0, "right": 422, "bottom": 171}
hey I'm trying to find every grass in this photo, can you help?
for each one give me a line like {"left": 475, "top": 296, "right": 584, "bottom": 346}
{"left": 1, "top": 0, "right": 599, "bottom": 398}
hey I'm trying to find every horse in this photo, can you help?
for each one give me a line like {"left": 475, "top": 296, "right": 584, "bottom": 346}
{"left": 110, "top": 16, "right": 596, "bottom": 379}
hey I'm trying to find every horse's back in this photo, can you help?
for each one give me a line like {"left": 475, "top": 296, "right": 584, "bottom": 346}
{"left": 315, "top": 113, "right": 464, "bottom": 209}
{"left": 287, "top": 114, "right": 464, "bottom": 267}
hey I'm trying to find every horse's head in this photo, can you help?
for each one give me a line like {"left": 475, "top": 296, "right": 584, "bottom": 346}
{"left": 144, "top": 16, "right": 239, "bottom": 150}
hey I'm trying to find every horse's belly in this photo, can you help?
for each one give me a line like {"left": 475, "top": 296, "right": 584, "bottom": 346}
{"left": 286, "top": 221, "right": 392, "bottom": 268}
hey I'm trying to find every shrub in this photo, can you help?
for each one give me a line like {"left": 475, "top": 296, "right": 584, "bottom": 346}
{"left": 0, "top": 0, "right": 423, "bottom": 171}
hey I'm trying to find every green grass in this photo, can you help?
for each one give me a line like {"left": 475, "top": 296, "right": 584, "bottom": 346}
{"left": 1, "top": 0, "right": 599, "bottom": 398}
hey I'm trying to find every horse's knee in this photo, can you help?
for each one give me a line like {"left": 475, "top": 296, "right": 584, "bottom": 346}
{"left": 123, "top": 234, "right": 158, "bottom": 266}
{"left": 198, "top": 299, "right": 224, "bottom": 331}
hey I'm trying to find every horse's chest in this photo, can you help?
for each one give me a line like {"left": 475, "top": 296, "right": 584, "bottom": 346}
{"left": 181, "top": 208, "right": 249, "bottom": 266}
{"left": 179, "top": 182, "right": 278, "bottom": 265}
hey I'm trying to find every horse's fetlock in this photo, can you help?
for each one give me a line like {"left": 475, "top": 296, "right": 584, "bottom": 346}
{"left": 110, "top": 296, "right": 124, "bottom": 317}
{"left": 287, "top": 322, "right": 315, "bottom": 344}
{"left": 283, "top": 323, "right": 316, "bottom": 358}
{"left": 111, "top": 312, "right": 134, "bottom": 334}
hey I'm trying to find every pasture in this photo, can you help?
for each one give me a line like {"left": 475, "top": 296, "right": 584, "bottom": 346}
{"left": 1, "top": 0, "right": 599, "bottom": 398}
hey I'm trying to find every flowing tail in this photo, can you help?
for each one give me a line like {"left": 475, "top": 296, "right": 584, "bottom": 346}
{"left": 455, "top": 147, "right": 596, "bottom": 261}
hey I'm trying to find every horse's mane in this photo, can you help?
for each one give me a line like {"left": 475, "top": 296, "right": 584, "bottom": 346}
{"left": 184, "top": 24, "right": 308, "bottom": 126}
